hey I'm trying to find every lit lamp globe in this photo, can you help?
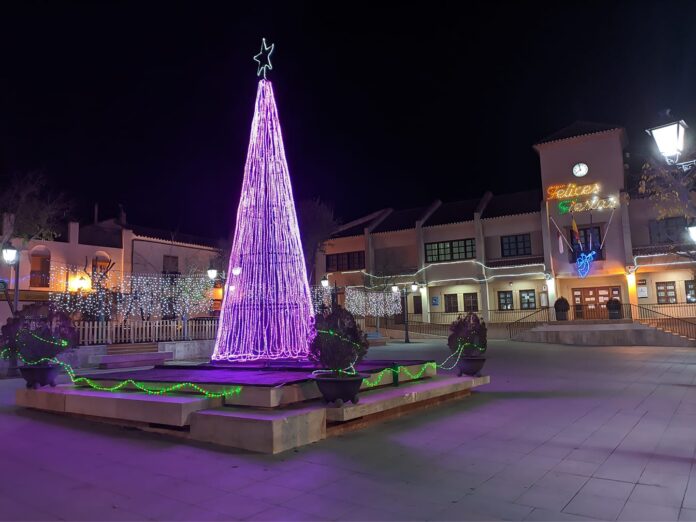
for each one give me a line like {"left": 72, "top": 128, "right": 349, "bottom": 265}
{"left": 207, "top": 268, "right": 218, "bottom": 280}
{"left": 689, "top": 226, "right": 696, "bottom": 243}
{"left": 320, "top": 275, "right": 329, "bottom": 288}
{"left": 646, "top": 120, "right": 687, "bottom": 163}
{"left": 2, "top": 246, "right": 17, "bottom": 265}
{"left": 391, "top": 285, "right": 399, "bottom": 293}
{"left": 411, "top": 282, "right": 419, "bottom": 293}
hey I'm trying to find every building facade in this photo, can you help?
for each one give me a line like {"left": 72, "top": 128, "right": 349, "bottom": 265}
{"left": 317, "top": 122, "right": 695, "bottom": 325}
{"left": 0, "top": 213, "right": 222, "bottom": 325}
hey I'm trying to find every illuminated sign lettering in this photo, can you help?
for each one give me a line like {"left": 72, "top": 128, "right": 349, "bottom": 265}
{"left": 558, "top": 196, "right": 617, "bottom": 215}
{"left": 547, "top": 183, "right": 600, "bottom": 200}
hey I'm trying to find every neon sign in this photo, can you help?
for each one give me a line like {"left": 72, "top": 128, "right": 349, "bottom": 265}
{"left": 547, "top": 183, "right": 600, "bottom": 200}
{"left": 558, "top": 196, "right": 617, "bottom": 214}
{"left": 576, "top": 251, "right": 596, "bottom": 278}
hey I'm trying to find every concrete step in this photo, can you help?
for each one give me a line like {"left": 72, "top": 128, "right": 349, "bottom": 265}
{"left": 107, "top": 343, "right": 158, "bottom": 355}
{"left": 96, "top": 352, "right": 173, "bottom": 369}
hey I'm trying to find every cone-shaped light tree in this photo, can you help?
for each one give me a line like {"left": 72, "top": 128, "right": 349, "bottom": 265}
{"left": 213, "top": 43, "right": 314, "bottom": 361}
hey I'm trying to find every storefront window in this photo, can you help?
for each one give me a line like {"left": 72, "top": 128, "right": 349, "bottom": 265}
{"left": 463, "top": 293, "right": 478, "bottom": 312}
{"left": 444, "top": 294, "right": 458, "bottom": 313}
{"left": 520, "top": 289, "right": 536, "bottom": 309}
{"left": 498, "top": 291, "right": 513, "bottom": 310}
{"left": 686, "top": 281, "right": 696, "bottom": 303}
{"left": 656, "top": 281, "right": 677, "bottom": 304}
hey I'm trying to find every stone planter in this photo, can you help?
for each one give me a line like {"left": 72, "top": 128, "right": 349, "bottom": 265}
{"left": 457, "top": 357, "right": 486, "bottom": 377}
{"left": 20, "top": 365, "right": 60, "bottom": 389}
{"left": 314, "top": 374, "right": 365, "bottom": 406}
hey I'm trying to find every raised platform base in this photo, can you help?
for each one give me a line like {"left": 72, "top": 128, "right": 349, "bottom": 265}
{"left": 15, "top": 361, "right": 489, "bottom": 454}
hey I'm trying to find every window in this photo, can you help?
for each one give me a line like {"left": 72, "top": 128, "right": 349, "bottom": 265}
{"left": 29, "top": 247, "right": 51, "bottom": 288}
{"left": 569, "top": 226, "right": 603, "bottom": 261}
{"left": 425, "top": 239, "right": 475, "bottom": 262}
{"left": 501, "top": 234, "right": 531, "bottom": 257}
{"left": 687, "top": 281, "right": 696, "bottom": 303}
{"left": 656, "top": 281, "right": 677, "bottom": 304}
{"left": 463, "top": 293, "right": 479, "bottom": 312}
{"left": 520, "top": 289, "right": 536, "bottom": 310}
{"left": 326, "top": 251, "right": 365, "bottom": 272}
{"left": 163, "top": 255, "right": 179, "bottom": 274}
{"left": 412, "top": 295, "right": 423, "bottom": 314}
{"left": 649, "top": 217, "right": 687, "bottom": 245}
{"left": 444, "top": 294, "right": 459, "bottom": 313}
{"left": 498, "top": 291, "right": 513, "bottom": 310}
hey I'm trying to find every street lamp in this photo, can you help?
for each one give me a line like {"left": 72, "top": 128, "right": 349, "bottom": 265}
{"left": 321, "top": 275, "right": 330, "bottom": 288}
{"left": 207, "top": 268, "right": 218, "bottom": 280}
{"left": 391, "top": 283, "right": 415, "bottom": 343}
{"left": 689, "top": 226, "right": 696, "bottom": 243}
{"left": 646, "top": 120, "right": 687, "bottom": 164}
{"left": 2, "top": 246, "right": 19, "bottom": 316}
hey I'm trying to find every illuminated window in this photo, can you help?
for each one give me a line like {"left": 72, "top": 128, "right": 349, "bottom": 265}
{"left": 501, "top": 234, "right": 531, "bottom": 257}
{"left": 520, "top": 289, "right": 536, "bottom": 310}
{"left": 686, "top": 281, "right": 696, "bottom": 303}
{"left": 463, "top": 293, "right": 478, "bottom": 312}
{"left": 656, "top": 281, "right": 677, "bottom": 304}
{"left": 326, "top": 251, "right": 365, "bottom": 272}
{"left": 498, "top": 291, "right": 513, "bottom": 310}
{"left": 444, "top": 294, "right": 458, "bottom": 313}
{"left": 425, "top": 239, "right": 475, "bottom": 262}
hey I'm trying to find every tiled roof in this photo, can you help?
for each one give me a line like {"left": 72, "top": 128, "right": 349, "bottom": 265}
{"left": 632, "top": 244, "right": 695, "bottom": 257}
{"left": 481, "top": 190, "right": 542, "bottom": 218}
{"left": 331, "top": 222, "right": 368, "bottom": 238}
{"left": 129, "top": 225, "right": 220, "bottom": 248}
{"left": 423, "top": 198, "right": 480, "bottom": 227}
{"left": 372, "top": 206, "right": 430, "bottom": 233}
{"left": 536, "top": 121, "right": 622, "bottom": 146}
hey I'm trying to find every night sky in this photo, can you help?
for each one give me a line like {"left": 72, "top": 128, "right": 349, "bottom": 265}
{"left": 3, "top": 1, "right": 696, "bottom": 241}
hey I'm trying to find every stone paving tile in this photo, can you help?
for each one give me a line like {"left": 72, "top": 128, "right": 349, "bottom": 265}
{"left": 618, "top": 500, "right": 680, "bottom": 521}
{"left": 6, "top": 341, "right": 696, "bottom": 521}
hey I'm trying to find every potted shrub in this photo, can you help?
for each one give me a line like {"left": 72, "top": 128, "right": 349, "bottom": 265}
{"left": 606, "top": 298, "right": 622, "bottom": 319}
{"left": 447, "top": 312, "right": 487, "bottom": 377}
{"left": 1, "top": 304, "right": 78, "bottom": 389}
{"left": 554, "top": 297, "right": 570, "bottom": 321}
{"left": 310, "top": 306, "right": 369, "bottom": 406}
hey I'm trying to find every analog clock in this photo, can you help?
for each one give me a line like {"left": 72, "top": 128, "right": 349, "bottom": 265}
{"left": 572, "top": 162, "right": 589, "bottom": 177}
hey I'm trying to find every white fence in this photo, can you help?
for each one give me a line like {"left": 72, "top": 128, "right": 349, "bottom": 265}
{"left": 75, "top": 319, "right": 219, "bottom": 346}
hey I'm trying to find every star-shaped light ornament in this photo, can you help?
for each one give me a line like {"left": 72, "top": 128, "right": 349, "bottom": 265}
{"left": 253, "top": 38, "right": 274, "bottom": 79}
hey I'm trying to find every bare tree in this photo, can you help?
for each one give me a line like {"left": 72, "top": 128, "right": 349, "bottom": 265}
{"left": 640, "top": 159, "right": 696, "bottom": 260}
{"left": 297, "top": 198, "right": 339, "bottom": 283}
{"left": 0, "top": 172, "right": 71, "bottom": 245}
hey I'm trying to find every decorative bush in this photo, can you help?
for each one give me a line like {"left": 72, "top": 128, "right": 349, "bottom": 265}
{"left": 309, "top": 306, "right": 368, "bottom": 375}
{"left": 447, "top": 312, "right": 487, "bottom": 357}
{"left": 1, "top": 304, "right": 78, "bottom": 364}
{"left": 554, "top": 297, "right": 570, "bottom": 312}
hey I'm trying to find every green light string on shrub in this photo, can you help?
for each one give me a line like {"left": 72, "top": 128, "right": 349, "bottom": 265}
{"left": 314, "top": 329, "right": 481, "bottom": 387}
{"left": 0, "top": 347, "right": 243, "bottom": 399}
{"left": 27, "top": 332, "right": 70, "bottom": 347}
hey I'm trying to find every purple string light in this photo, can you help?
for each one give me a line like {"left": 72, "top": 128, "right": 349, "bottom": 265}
{"left": 212, "top": 80, "right": 315, "bottom": 361}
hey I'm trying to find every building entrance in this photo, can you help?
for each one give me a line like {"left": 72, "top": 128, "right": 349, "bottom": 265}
{"left": 571, "top": 286, "right": 621, "bottom": 319}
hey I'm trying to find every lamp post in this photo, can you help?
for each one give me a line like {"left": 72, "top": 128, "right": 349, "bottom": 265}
{"left": 646, "top": 119, "right": 695, "bottom": 171}
{"left": 321, "top": 275, "right": 337, "bottom": 310}
{"left": 2, "top": 245, "right": 19, "bottom": 377}
{"left": 393, "top": 283, "right": 418, "bottom": 343}
{"left": 2, "top": 246, "right": 19, "bottom": 316}
{"left": 207, "top": 268, "right": 218, "bottom": 281}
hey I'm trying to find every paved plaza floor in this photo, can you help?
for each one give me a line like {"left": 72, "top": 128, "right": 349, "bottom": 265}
{"left": 3, "top": 341, "right": 696, "bottom": 521}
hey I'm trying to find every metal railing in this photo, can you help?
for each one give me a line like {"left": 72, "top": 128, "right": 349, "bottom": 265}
{"left": 75, "top": 318, "right": 219, "bottom": 345}
{"left": 507, "top": 303, "right": 696, "bottom": 342}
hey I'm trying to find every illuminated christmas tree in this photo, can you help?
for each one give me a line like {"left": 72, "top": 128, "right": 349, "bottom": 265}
{"left": 212, "top": 40, "right": 314, "bottom": 361}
